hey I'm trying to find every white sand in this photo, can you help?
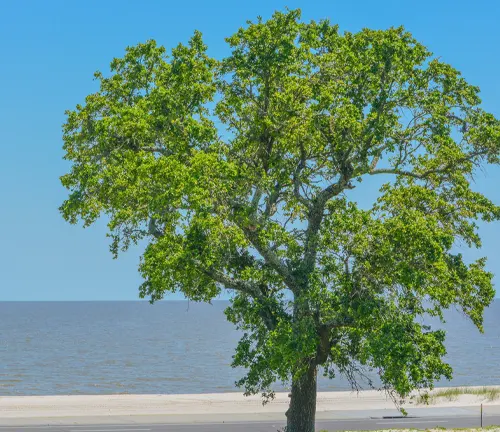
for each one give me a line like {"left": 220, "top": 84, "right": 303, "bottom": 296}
{"left": 1, "top": 387, "right": 499, "bottom": 419}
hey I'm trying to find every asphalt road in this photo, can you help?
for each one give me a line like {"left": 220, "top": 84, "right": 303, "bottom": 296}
{"left": 0, "top": 415, "right": 499, "bottom": 432}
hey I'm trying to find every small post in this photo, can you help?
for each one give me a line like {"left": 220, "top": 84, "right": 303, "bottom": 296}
{"left": 481, "top": 403, "right": 483, "bottom": 428}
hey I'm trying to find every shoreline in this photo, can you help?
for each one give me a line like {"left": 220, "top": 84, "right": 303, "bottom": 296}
{"left": 2, "top": 382, "right": 499, "bottom": 398}
{"left": 1, "top": 386, "right": 500, "bottom": 420}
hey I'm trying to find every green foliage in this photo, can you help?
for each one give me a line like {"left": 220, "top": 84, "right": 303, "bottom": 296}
{"left": 61, "top": 9, "right": 500, "bottom": 403}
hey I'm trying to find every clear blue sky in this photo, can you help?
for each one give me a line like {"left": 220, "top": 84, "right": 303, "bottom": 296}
{"left": 0, "top": 0, "right": 499, "bottom": 301}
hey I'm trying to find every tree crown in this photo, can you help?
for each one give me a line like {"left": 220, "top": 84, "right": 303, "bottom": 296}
{"left": 61, "top": 9, "right": 500, "bottom": 400}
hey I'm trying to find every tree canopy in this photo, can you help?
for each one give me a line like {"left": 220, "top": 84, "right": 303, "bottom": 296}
{"left": 61, "top": 9, "right": 500, "bottom": 431}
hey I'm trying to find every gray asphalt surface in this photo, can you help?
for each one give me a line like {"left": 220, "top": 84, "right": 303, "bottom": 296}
{"left": 0, "top": 415, "right": 498, "bottom": 432}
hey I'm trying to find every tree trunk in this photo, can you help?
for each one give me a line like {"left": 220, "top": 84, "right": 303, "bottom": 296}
{"left": 286, "top": 364, "right": 317, "bottom": 432}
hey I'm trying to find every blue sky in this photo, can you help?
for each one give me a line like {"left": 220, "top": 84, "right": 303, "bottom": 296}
{"left": 0, "top": 0, "right": 499, "bottom": 301}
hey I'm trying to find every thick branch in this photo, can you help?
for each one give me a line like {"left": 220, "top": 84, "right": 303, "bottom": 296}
{"left": 300, "top": 167, "right": 355, "bottom": 283}
{"left": 293, "top": 144, "right": 313, "bottom": 210}
{"left": 201, "top": 267, "right": 278, "bottom": 330}
{"left": 202, "top": 267, "right": 259, "bottom": 296}
{"left": 237, "top": 222, "right": 300, "bottom": 293}
{"left": 250, "top": 187, "right": 263, "bottom": 212}
{"left": 369, "top": 167, "right": 429, "bottom": 179}
{"left": 320, "top": 317, "right": 355, "bottom": 330}
{"left": 369, "top": 150, "right": 487, "bottom": 179}
{"left": 210, "top": 195, "right": 300, "bottom": 293}
{"left": 264, "top": 182, "right": 282, "bottom": 217}
{"left": 148, "top": 213, "right": 279, "bottom": 330}
{"left": 315, "top": 317, "right": 355, "bottom": 365}
{"left": 148, "top": 218, "right": 164, "bottom": 238}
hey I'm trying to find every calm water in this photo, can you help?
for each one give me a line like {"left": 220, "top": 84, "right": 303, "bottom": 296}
{"left": 1, "top": 300, "right": 499, "bottom": 396}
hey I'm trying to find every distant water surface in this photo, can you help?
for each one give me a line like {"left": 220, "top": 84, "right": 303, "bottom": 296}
{"left": 1, "top": 300, "right": 499, "bottom": 396}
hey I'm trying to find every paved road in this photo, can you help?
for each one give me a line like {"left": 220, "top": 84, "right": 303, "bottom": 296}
{"left": 0, "top": 415, "right": 498, "bottom": 432}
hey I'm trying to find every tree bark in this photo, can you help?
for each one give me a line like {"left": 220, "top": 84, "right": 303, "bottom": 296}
{"left": 286, "top": 363, "right": 317, "bottom": 432}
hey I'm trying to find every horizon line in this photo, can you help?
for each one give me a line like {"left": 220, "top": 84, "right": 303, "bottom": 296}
{"left": 0, "top": 299, "right": 232, "bottom": 302}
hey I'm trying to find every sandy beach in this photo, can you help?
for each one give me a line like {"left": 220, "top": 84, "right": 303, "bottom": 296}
{"left": 1, "top": 387, "right": 500, "bottom": 419}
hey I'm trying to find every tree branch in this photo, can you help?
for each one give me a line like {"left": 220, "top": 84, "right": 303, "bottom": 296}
{"left": 141, "top": 146, "right": 173, "bottom": 156}
{"left": 293, "top": 144, "right": 313, "bottom": 210}
{"left": 200, "top": 267, "right": 279, "bottom": 330}
{"left": 320, "top": 317, "right": 355, "bottom": 330}
{"left": 237, "top": 222, "right": 301, "bottom": 293}
{"left": 250, "top": 187, "right": 263, "bottom": 212}
{"left": 201, "top": 267, "right": 259, "bottom": 295}
{"left": 300, "top": 163, "right": 355, "bottom": 283}
{"left": 369, "top": 150, "right": 488, "bottom": 179}
{"left": 315, "top": 317, "right": 355, "bottom": 365}
{"left": 148, "top": 217, "right": 164, "bottom": 238}
{"left": 264, "top": 182, "right": 282, "bottom": 217}
{"left": 209, "top": 195, "right": 300, "bottom": 293}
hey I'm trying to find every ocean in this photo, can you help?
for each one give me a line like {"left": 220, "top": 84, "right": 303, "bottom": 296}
{"left": 1, "top": 300, "right": 499, "bottom": 396}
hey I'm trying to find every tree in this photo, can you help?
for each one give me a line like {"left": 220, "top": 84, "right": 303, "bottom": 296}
{"left": 60, "top": 10, "right": 500, "bottom": 432}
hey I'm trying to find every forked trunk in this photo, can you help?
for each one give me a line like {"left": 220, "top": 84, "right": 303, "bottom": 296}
{"left": 286, "top": 364, "right": 317, "bottom": 432}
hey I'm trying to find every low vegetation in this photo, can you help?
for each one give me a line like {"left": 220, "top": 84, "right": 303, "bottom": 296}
{"left": 318, "top": 428, "right": 500, "bottom": 432}
{"left": 417, "top": 387, "right": 500, "bottom": 404}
